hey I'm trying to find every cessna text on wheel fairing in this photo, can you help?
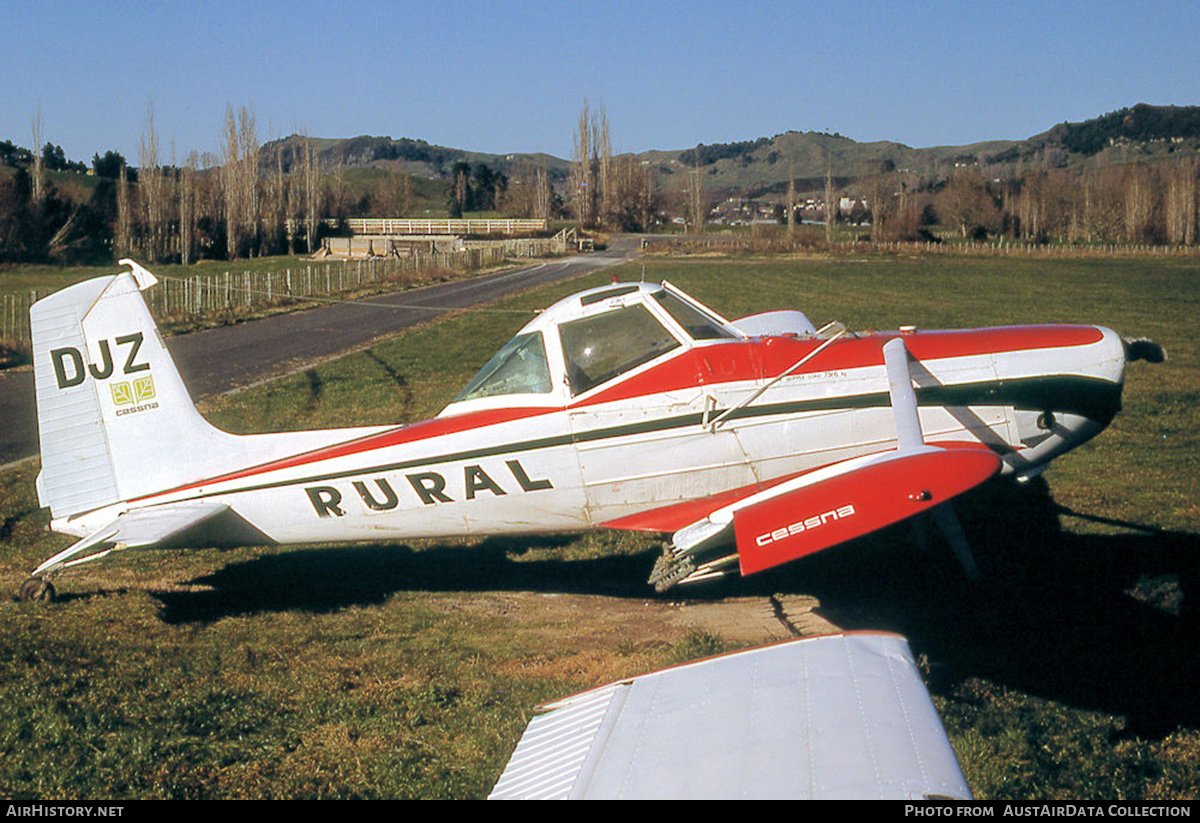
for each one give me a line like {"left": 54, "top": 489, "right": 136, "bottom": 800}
{"left": 19, "top": 260, "right": 1163, "bottom": 601}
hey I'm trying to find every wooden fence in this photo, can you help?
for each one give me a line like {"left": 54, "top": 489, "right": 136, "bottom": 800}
{"left": 285, "top": 217, "right": 549, "bottom": 237}
{"left": 1, "top": 291, "right": 37, "bottom": 343}
{"left": 344, "top": 217, "right": 548, "bottom": 235}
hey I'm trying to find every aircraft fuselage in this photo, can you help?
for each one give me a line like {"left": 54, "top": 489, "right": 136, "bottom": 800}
{"left": 63, "top": 323, "right": 1123, "bottom": 545}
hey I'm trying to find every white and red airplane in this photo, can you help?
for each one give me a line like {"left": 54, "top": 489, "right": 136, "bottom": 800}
{"left": 19, "top": 259, "right": 1159, "bottom": 601}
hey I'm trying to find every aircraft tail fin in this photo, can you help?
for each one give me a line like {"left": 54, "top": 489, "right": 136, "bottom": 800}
{"left": 31, "top": 260, "right": 233, "bottom": 520}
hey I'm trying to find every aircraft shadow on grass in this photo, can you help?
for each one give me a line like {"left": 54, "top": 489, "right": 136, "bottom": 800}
{"left": 150, "top": 476, "right": 1200, "bottom": 737}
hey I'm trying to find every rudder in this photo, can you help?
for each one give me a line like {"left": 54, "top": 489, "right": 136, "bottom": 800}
{"left": 32, "top": 260, "right": 228, "bottom": 519}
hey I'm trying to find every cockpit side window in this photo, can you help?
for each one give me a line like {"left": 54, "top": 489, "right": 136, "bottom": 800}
{"left": 559, "top": 304, "right": 680, "bottom": 395}
{"left": 652, "top": 291, "right": 737, "bottom": 340}
{"left": 454, "top": 331, "right": 553, "bottom": 402}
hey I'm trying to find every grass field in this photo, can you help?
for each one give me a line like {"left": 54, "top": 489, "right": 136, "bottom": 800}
{"left": 1, "top": 252, "right": 1197, "bottom": 798}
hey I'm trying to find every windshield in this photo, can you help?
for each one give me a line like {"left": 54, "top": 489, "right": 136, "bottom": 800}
{"left": 559, "top": 304, "right": 680, "bottom": 394}
{"left": 454, "top": 331, "right": 553, "bottom": 401}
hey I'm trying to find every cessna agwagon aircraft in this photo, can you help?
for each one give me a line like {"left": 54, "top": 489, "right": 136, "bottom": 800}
{"left": 20, "top": 259, "right": 1157, "bottom": 601}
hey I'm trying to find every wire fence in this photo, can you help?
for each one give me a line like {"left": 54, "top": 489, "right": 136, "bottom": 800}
{"left": 650, "top": 234, "right": 1200, "bottom": 259}
{"left": 1, "top": 244, "right": 521, "bottom": 345}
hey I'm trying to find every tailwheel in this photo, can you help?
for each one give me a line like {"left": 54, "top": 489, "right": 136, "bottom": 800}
{"left": 17, "top": 577, "right": 56, "bottom": 603}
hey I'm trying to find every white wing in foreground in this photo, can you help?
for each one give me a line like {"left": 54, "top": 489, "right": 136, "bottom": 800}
{"left": 489, "top": 631, "right": 971, "bottom": 800}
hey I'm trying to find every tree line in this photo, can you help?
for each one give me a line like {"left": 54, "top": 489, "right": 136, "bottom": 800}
{"left": 0, "top": 105, "right": 572, "bottom": 266}
{"left": 848, "top": 158, "right": 1199, "bottom": 247}
{"left": 1, "top": 105, "right": 432, "bottom": 265}
{"left": 6, "top": 102, "right": 1200, "bottom": 266}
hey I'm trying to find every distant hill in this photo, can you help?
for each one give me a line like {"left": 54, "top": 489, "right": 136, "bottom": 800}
{"left": 1030, "top": 103, "right": 1200, "bottom": 156}
{"left": 259, "top": 103, "right": 1200, "bottom": 202}
{"left": 260, "top": 134, "right": 572, "bottom": 184}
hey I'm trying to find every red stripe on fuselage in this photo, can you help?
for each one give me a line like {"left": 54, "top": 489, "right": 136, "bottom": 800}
{"left": 574, "top": 325, "right": 1104, "bottom": 407}
{"left": 133, "top": 406, "right": 555, "bottom": 502}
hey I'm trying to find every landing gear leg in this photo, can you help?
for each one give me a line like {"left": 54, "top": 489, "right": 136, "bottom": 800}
{"left": 649, "top": 544, "right": 696, "bottom": 592}
{"left": 17, "top": 577, "right": 56, "bottom": 603}
{"left": 932, "top": 503, "right": 980, "bottom": 580}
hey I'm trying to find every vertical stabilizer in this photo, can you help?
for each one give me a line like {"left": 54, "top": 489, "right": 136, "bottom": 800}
{"left": 32, "top": 263, "right": 228, "bottom": 518}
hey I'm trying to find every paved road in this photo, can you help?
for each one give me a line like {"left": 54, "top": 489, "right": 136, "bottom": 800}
{"left": 0, "top": 237, "right": 641, "bottom": 466}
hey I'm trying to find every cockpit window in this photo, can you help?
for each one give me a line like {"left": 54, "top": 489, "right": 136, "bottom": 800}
{"left": 454, "top": 331, "right": 553, "bottom": 401}
{"left": 652, "top": 291, "right": 737, "bottom": 340}
{"left": 560, "top": 304, "right": 680, "bottom": 395}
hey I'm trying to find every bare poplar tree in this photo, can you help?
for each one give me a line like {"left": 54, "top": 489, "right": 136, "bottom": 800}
{"left": 1016, "top": 170, "right": 1043, "bottom": 241}
{"left": 824, "top": 152, "right": 836, "bottom": 245}
{"left": 688, "top": 155, "right": 705, "bottom": 236}
{"left": 238, "top": 106, "right": 260, "bottom": 254}
{"left": 116, "top": 164, "right": 133, "bottom": 257}
{"left": 452, "top": 164, "right": 469, "bottom": 216}
{"left": 179, "top": 151, "right": 197, "bottom": 265}
{"left": 535, "top": 163, "right": 551, "bottom": 223}
{"left": 217, "top": 103, "right": 261, "bottom": 258}
{"left": 221, "top": 104, "right": 242, "bottom": 258}
{"left": 595, "top": 102, "right": 612, "bottom": 223}
{"left": 895, "top": 172, "right": 921, "bottom": 241}
{"left": 286, "top": 142, "right": 301, "bottom": 254}
{"left": 330, "top": 161, "right": 348, "bottom": 222}
{"left": 786, "top": 159, "right": 796, "bottom": 242}
{"left": 262, "top": 135, "right": 287, "bottom": 255}
{"left": 1165, "top": 158, "right": 1197, "bottom": 245}
{"left": 867, "top": 175, "right": 888, "bottom": 242}
{"left": 379, "top": 170, "right": 413, "bottom": 217}
{"left": 138, "top": 102, "right": 166, "bottom": 262}
{"left": 1121, "top": 165, "right": 1153, "bottom": 244}
{"left": 641, "top": 160, "right": 658, "bottom": 231}
{"left": 571, "top": 102, "right": 596, "bottom": 227}
{"left": 302, "top": 132, "right": 320, "bottom": 253}
{"left": 31, "top": 105, "right": 45, "bottom": 209}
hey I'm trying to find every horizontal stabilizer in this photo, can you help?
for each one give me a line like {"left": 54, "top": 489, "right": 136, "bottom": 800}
{"left": 489, "top": 632, "right": 971, "bottom": 800}
{"left": 33, "top": 502, "right": 270, "bottom": 576}
{"left": 735, "top": 446, "right": 1001, "bottom": 576}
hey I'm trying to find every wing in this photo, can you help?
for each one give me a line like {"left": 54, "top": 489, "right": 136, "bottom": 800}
{"left": 488, "top": 632, "right": 972, "bottom": 800}
{"left": 639, "top": 337, "right": 1001, "bottom": 589}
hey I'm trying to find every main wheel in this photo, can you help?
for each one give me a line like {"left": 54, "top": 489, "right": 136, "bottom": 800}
{"left": 17, "top": 577, "right": 55, "bottom": 603}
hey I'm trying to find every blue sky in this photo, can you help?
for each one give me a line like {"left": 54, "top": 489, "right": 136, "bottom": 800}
{"left": 3, "top": 0, "right": 1197, "bottom": 164}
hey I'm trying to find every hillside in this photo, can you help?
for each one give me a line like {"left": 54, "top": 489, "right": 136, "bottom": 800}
{"left": 259, "top": 134, "right": 573, "bottom": 185}
{"left": 1030, "top": 103, "right": 1200, "bottom": 156}
{"left": 266, "top": 104, "right": 1200, "bottom": 203}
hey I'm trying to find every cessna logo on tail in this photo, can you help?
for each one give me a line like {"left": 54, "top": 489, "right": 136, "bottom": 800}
{"left": 755, "top": 504, "right": 856, "bottom": 547}
{"left": 51, "top": 333, "right": 150, "bottom": 389}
